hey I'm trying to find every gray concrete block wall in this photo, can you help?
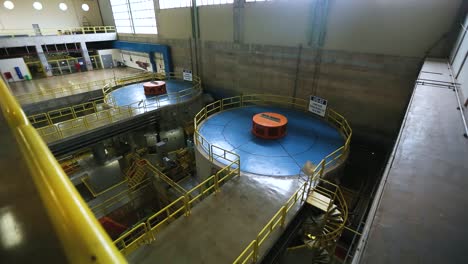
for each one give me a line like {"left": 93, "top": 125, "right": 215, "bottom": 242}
{"left": 116, "top": 33, "right": 422, "bottom": 142}
{"left": 200, "top": 42, "right": 421, "bottom": 142}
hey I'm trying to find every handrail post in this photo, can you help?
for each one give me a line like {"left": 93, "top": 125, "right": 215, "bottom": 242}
{"left": 320, "top": 159, "right": 325, "bottom": 178}
{"left": 184, "top": 194, "right": 191, "bottom": 216}
{"left": 214, "top": 172, "right": 220, "bottom": 193}
{"left": 280, "top": 206, "right": 287, "bottom": 227}
{"left": 209, "top": 144, "right": 213, "bottom": 162}
{"left": 253, "top": 240, "right": 259, "bottom": 262}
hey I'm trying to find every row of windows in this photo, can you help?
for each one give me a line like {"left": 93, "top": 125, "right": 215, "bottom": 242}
{"left": 2, "top": 1, "right": 90, "bottom": 12}
{"left": 111, "top": 0, "right": 273, "bottom": 34}
{"left": 160, "top": 0, "right": 271, "bottom": 9}
{"left": 110, "top": 0, "right": 158, "bottom": 34}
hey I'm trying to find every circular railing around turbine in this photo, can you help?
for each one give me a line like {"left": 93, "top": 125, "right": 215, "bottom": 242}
{"left": 191, "top": 94, "right": 352, "bottom": 264}
{"left": 30, "top": 72, "right": 202, "bottom": 143}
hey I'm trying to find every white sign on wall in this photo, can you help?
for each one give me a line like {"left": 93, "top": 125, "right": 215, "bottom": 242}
{"left": 309, "top": 95, "right": 328, "bottom": 117}
{"left": 183, "top": 69, "right": 193, "bottom": 81}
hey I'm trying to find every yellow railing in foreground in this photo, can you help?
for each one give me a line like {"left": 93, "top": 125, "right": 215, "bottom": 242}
{"left": 191, "top": 93, "right": 351, "bottom": 264}
{"left": 0, "top": 77, "right": 126, "bottom": 262}
{"left": 112, "top": 144, "right": 240, "bottom": 255}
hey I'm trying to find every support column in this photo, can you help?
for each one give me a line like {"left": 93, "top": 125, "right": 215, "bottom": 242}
{"left": 91, "top": 142, "right": 107, "bottom": 165}
{"left": 80, "top": 41, "right": 93, "bottom": 71}
{"left": 191, "top": 0, "right": 201, "bottom": 76}
{"left": 35, "top": 44, "right": 53, "bottom": 77}
{"left": 233, "top": 0, "right": 244, "bottom": 44}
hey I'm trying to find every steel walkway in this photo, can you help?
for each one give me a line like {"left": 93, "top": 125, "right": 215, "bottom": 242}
{"left": 354, "top": 59, "right": 468, "bottom": 263}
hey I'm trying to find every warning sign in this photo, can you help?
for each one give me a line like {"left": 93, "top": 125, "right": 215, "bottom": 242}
{"left": 183, "top": 69, "right": 193, "bottom": 81}
{"left": 309, "top": 96, "right": 328, "bottom": 117}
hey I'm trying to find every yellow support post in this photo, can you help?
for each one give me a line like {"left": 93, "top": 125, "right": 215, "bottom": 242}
{"left": 280, "top": 206, "right": 287, "bottom": 227}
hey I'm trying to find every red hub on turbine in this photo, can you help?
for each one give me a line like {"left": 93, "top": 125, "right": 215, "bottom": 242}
{"left": 252, "top": 112, "right": 288, "bottom": 139}
{"left": 143, "top": 81, "right": 167, "bottom": 95}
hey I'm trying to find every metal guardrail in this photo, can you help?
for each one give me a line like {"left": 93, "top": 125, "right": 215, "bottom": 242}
{"left": 111, "top": 151, "right": 240, "bottom": 255}
{"left": 27, "top": 72, "right": 202, "bottom": 143}
{"left": 16, "top": 71, "right": 151, "bottom": 104}
{"left": 194, "top": 94, "right": 352, "bottom": 159}
{"left": 0, "top": 69, "right": 126, "bottom": 262}
{"left": 0, "top": 26, "right": 116, "bottom": 38}
{"left": 234, "top": 176, "right": 348, "bottom": 264}
{"left": 191, "top": 94, "right": 351, "bottom": 264}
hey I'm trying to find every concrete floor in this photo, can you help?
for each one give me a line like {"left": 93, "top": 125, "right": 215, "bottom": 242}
{"left": 199, "top": 106, "right": 344, "bottom": 176}
{"left": 9, "top": 67, "right": 143, "bottom": 96}
{"left": 128, "top": 174, "right": 303, "bottom": 264}
{"left": 357, "top": 59, "right": 468, "bottom": 263}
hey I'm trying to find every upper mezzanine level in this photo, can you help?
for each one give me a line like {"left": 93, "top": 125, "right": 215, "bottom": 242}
{"left": 0, "top": 26, "right": 117, "bottom": 48}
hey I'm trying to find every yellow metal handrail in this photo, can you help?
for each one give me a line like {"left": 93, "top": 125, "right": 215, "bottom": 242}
{"left": 106, "top": 138, "right": 239, "bottom": 256}
{"left": 233, "top": 177, "right": 347, "bottom": 264}
{"left": 27, "top": 73, "right": 202, "bottom": 143}
{"left": 114, "top": 222, "right": 148, "bottom": 256}
{"left": 112, "top": 143, "right": 240, "bottom": 256}
{"left": 0, "top": 73, "right": 126, "bottom": 262}
{"left": 16, "top": 71, "right": 151, "bottom": 104}
{"left": 0, "top": 26, "right": 116, "bottom": 37}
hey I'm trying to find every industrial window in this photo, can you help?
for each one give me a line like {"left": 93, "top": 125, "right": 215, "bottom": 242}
{"left": 196, "top": 0, "right": 234, "bottom": 6}
{"left": 110, "top": 0, "right": 158, "bottom": 34}
{"left": 159, "top": 0, "right": 191, "bottom": 9}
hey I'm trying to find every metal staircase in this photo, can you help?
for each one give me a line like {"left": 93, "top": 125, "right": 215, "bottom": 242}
{"left": 301, "top": 179, "right": 348, "bottom": 263}
{"left": 125, "top": 160, "right": 148, "bottom": 188}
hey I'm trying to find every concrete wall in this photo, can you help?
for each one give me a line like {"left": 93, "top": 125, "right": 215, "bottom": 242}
{"left": 97, "top": 0, "right": 115, "bottom": 26}
{"left": 158, "top": 8, "right": 192, "bottom": 39}
{"left": 199, "top": 5, "right": 233, "bottom": 42}
{"left": 450, "top": 15, "right": 468, "bottom": 102}
{"left": 0, "top": 58, "right": 31, "bottom": 82}
{"left": 107, "top": 0, "right": 464, "bottom": 143}
{"left": 0, "top": 0, "right": 103, "bottom": 30}
{"left": 121, "top": 51, "right": 153, "bottom": 72}
{"left": 325, "top": 0, "right": 461, "bottom": 57}
{"left": 200, "top": 43, "right": 420, "bottom": 142}
{"left": 97, "top": 48, "right": 122, "bottom": 64}
{"left": 244, "top": 0, "right": 312, "bottom": 46}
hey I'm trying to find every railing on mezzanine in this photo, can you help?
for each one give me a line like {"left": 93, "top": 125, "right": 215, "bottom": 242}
{"left": 27, "top": 72, "right": 202, "bottom": 143}
{"left": 0, "top": 26, "right": 116, "bottom": 38}
{"left": 16, "top": 71, "right": 153, "bottom": 104}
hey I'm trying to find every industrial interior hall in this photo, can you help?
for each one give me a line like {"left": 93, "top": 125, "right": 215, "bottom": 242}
{"left": 0, "top": 0, "right": 467, "bottom": 264}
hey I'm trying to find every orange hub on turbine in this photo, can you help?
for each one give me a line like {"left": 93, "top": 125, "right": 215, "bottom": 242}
{"left": 143, "top": 81, "right": 167, "bottom": 95}
{"left": 252, "top": 112, "right": 288, "bottom": 139}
